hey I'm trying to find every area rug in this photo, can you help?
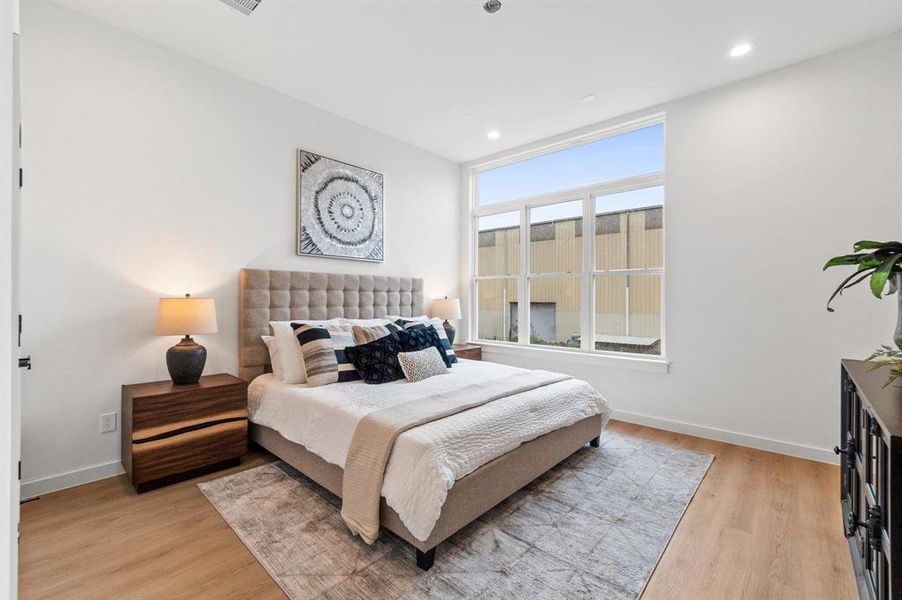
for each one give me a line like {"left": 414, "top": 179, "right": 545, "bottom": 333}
{"left": 198, "top": 431, "right": 713, "bottom": 600}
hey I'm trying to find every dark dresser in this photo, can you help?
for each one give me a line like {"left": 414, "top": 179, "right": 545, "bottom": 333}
{"left": 839, "top": 359, "right": 902, "bottom": 599}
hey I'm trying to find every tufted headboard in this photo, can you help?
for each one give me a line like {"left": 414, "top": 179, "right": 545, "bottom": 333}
{"left": 239, "top": 269, "right": 424, "bottom": 381}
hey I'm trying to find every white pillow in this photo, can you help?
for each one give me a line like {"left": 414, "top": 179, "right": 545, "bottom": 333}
{"left": 261, "top": 336, "right": 285, "bottom": 381}
{"left": 270, "top": 318, "right": 341, "bottom": 384}
{"left": 339, "top": 317, "right": 392, "bottom": 327}
{"left": 386, "top": 314, "right": 429, "bottom": 322}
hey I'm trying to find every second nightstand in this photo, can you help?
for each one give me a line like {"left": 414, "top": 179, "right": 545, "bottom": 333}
{"left": 453, "top": 343, "right": 482, "bottom": 361}
{"left": 121, "top": 373, "right": 248, "bottom": 493}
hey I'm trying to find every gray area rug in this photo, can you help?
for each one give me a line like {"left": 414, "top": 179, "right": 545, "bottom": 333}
{"left": 198, "top": 430, "right": 713, "bottom": 599}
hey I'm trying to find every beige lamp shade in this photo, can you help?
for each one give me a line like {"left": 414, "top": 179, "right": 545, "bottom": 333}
{"left": 432, "top": 297, "right": 461, "bottom": 321}
{"left": 155, "top": 295, "right": 218, "bottom": 336}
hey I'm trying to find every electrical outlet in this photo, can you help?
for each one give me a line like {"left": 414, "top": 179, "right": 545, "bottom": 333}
{"left": 100, "top": 412, "right": 117, "bottom": 434}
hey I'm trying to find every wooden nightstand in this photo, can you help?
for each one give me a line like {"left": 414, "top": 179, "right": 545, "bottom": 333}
{"left": 121, "top": 373, "right": 248, "bottom": 493}
{"left": 453, "top": 343, "right": 482, "bottom": 361}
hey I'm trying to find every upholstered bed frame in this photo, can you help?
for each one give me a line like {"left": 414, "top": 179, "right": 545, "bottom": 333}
{"left": 238, "top": 268, "right": 602, "bottom": 570}
{"left": 239, "top": 269, "right": 424, "bottom": 381}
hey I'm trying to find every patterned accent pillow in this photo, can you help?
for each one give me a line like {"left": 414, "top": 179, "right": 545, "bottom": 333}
{"left": 291, "top": 323, "right": 361, "bottom": 385}
{"left": 344, "top": 334, "right": 405, "bottom": 384}
{"left": 290, "top": 324, "right": 339, "bottom": 387}
{"left": 397, "top": 324, "right": 451, "bottom": 367}
{"left": 398, "top": 347, "right": 449, "bottom": 382}
{"left": 396, "top": 319, "right": 456, "bottom": 365}
{"left": 351, "top": 323, "right": 401, "bottom": 345}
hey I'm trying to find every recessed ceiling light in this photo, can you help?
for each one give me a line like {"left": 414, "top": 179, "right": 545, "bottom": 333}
{"left": 581, "top": 94, "right": 597, "bottom": 104}
{"left": 487, "top": 129, "right": 500, "bottom": 140}
{"left": 728, "top": 41, "right": 756, "bottom": 58}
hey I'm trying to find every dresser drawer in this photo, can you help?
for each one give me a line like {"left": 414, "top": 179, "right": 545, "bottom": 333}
{"left": 131, "top": 419, "right": 247, "bottom": 484}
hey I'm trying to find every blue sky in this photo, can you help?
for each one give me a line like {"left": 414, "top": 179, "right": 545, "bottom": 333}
{"left": 477, "top": 124, "right": 664, "bottom": 229}
{"left": 478, "top": 123, "right": 663, "bottom": 205}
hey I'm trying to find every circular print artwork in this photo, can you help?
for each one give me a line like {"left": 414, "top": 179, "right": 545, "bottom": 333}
{"left": 297, "top": 151, "right": 384, "bottom": 261}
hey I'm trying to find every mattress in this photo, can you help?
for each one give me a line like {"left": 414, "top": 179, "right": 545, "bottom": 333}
{"left": 248, "top": 359, "right": 612, "bottom": 541}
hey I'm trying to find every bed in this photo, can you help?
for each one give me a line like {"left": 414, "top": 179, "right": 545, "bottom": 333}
{"left": 239, "top": 268, "right": 611, "bottom": 569}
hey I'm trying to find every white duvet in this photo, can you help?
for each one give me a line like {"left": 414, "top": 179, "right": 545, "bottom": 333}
{"left": 248, "top": 359, "right": 612, "bottom": 541}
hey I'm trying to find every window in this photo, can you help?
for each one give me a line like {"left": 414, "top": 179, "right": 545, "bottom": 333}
{"left": 476, "top": 213, "right": 518, "bottom": 342}
{"left": 472, "top": 118, "right": 665, "bottom": 359}
{"left": 594, "top": 187, "right": 663, "bottom": 355}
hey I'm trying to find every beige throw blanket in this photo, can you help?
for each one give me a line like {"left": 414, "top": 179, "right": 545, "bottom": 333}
{"left": 340, "top": 370, "right": 571, "bottom": 544}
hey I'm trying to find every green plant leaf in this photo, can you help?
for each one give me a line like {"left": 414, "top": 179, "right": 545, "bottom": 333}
{"left": 854, "top": 240, "right": 902, "bottom": 252}
{"left": 858, "top": 256, "right": 882, "bottom": 270}
{"left": 854, "top": 240, "right": 886, "bottom": 251}
{"left": 823, "top": 254, "right": 866, "bottom": 270}
{"left": 870, "top": 254, "right": 902, "bottom": 298}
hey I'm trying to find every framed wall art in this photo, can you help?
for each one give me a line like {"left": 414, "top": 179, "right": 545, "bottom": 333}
{"left": 297, "top": 149, "right": 384, "bottom": 262}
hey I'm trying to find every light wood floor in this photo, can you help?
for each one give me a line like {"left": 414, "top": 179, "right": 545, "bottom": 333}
{"left": 18, "top": 420, "right": 856, "bottom": 600}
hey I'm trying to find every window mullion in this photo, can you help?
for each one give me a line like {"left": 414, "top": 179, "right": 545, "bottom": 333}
{"left": 581, "top": 193, "right": 593, "bottom": 352}
{"left": 471, "top": 215, "right": 477, "bottom": 341}
{"left": 594, "top": 268, "right": 664, "bottom": 276}
{"left": 528, "top": 272, "right": 583, "bottom": 280}
{"left": 473, "top": 172, "right": 664, "bottom": 219}
{"left": 518, "top": 206, "right": 529, "bottom": 345}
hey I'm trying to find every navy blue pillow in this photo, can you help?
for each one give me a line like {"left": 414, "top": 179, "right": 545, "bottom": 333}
{"left": 344, "top": 333, "right": 405, "bottom": 384}
{"left": 398, "top": 324, "right": 452, "bottom": 368}
{"left": 395, "top": 319, "right": 458, "bottom": 364}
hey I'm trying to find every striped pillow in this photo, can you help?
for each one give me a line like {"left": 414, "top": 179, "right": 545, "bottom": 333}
{"left": 291, "top": 323, "right": 361, "bottom": 386}
{"left": 395, "top": 318, "right": 457, "bottom": 364}
{"left": 291, "top": 324, "right": 338, "bottom": 387}
{"left": 352, "top": 323, "right": 401, "bottom": 345}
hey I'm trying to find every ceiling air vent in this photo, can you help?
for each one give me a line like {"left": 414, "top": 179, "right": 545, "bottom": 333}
{"left": 218, "top": 0, "right": 261, "bottom": 16}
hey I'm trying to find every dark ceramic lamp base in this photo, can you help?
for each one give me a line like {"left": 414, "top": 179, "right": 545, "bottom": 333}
{"left": 166, "top": 335, "right": 207, "bottom": 385}
{"left": 442, "top": 320, "right": 456, "bottom": 345}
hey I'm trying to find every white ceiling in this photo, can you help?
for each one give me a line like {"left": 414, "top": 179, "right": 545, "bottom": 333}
{"left": 53, "top": 0, "right": 902, "bottom": 163}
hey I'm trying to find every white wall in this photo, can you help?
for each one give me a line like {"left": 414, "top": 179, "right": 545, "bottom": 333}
{"left": 19, "top": 2, "right": 460, "bottom": 495}
{"left": 466, "top": 33, "right": 902, "bottom": 462}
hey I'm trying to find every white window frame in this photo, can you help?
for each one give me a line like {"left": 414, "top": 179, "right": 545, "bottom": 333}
{"left": 469, "top": 114, "right": 667, "bottom": 367}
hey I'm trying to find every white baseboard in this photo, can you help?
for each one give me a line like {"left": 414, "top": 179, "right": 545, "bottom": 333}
{"left": 19, "top": 411, "right": 836, "bottom": 499}
{"left": 613, "top": 409, "right": 838, "bottom": 464}
{"left": 21, "top": 460, "right": 124, "bottom": 500}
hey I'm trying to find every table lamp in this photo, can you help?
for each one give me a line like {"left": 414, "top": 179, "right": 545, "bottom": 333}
{"left": 155, "top": 294, "right": 218, "bottom": 385}
{"left": 432, "top": 297, "right": 461, "bottom": 345}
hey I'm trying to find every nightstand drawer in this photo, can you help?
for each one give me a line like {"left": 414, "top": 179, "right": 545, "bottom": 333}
{"left": 132, "top": 386, "right": 246, "bottom": 431}
{"left": 131, "top": 419, "right": 247, "bottom": 484}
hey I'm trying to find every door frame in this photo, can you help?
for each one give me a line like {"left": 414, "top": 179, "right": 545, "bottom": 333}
{"left": 0, "top": 0, "right": 22, "bottom": 597}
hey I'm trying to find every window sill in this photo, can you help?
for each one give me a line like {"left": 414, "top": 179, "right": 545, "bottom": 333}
{"left": 471, "top": 341, "right": 670, "bottom": 374}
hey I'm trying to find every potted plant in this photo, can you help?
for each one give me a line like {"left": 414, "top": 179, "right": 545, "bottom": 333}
{"left": 825, "top": 240, "right": 902, "bottom": 385}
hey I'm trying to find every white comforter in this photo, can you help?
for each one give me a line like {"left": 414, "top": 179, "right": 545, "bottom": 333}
{"left": 248, "top": 359, "right": 612, "bottom": 541}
